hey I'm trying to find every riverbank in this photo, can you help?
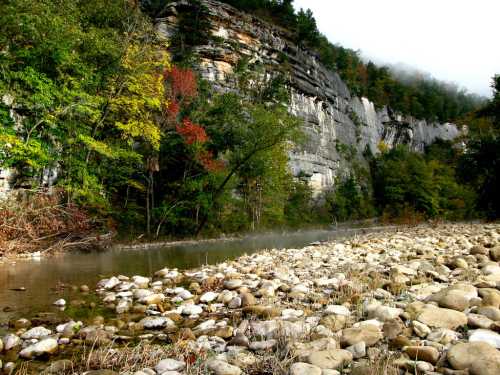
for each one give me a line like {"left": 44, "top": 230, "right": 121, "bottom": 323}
{"left": 1, "top": 223, "right": 500, "bottom": 374}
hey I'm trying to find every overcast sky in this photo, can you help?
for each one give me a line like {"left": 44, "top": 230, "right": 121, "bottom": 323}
{"left": 293, "top": 0, "right": 499, "bottom": 97}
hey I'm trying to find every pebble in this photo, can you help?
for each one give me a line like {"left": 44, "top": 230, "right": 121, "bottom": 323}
{"left": 307, "top": 349, "right": 353, "bottom": 369}
{"left": 19, "top": 338, "right": 58, "bottom": 359}
{"left": 206, "top": 359, "right": 242, "bottom": 375}
{"left": 155, "top": 359, "right": 185, "bottom": 372}
{"left": 200, "top": 291, "right": 218, "bottom": 303}
{"left": 290, "top": 362, "right": 322, "bottom": 375}
{"left": 4, "top": 223, "right": 500, "bottom": 375}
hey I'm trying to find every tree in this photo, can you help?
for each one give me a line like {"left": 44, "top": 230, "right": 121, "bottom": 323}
{"left": 373, "top": 146, "right": 438, "bottom": 218}
{"left": 458, "top": 75, "right": 500, "bottom": 219}
{"left": 296, "top": 9, "right": 319, "bottom": 47}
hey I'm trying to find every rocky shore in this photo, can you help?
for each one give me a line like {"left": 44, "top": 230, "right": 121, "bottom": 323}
{"left": 1, "top": 223, "right": 500, "bottom": 374}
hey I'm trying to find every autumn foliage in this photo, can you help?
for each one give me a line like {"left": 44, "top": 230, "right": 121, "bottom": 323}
{"left": 164, "top": 66, "right": 198, "bottom": 101}
{"left": 176, "top": 118, "right": 209, "bottom": 145}
{"left": 165, "top": 66, "right": 224, "bottom": 173}
{"left": 164, "top": 66, "right": 198, "bottom": 124}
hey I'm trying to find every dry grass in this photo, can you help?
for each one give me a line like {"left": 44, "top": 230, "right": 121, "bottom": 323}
{"left": 350, "top": 356, "right": 400, "bottom": 375}
{"left": 246, "top": 328, "right": 297, "bottom": 375}
{"left": 13, "top": 341, "right": 213, "bottom": 375}
{"left": 0, "top": 189, "right": 104, "bottom": 256}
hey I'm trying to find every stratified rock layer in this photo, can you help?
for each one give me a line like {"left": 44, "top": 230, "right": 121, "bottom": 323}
{"left": 156, "top": 0, "right": 461, "bottom": 191}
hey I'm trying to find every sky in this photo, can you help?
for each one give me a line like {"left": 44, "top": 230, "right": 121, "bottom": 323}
{"left": 293, "top": 0, "right": 500, "bottom": 97}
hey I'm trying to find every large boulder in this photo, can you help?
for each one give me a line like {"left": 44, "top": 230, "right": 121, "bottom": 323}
{"left": 447, "top": 341, "right": 500, "bottom": 375}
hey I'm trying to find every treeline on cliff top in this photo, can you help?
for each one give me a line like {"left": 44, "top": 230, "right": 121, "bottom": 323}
{"left": 143, "top": 0, "right": 484, "bottom": 123}
{"left": 0, "top": 0, "right": 498, "bottom": 250}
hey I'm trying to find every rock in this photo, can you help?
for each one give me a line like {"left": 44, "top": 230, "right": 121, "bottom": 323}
{"left": 427, "top": 328, "right": 460, "bottom": 344}
{"left": 240, "top": 292, "right": 256, "bottom": 307}
{"left": 477, "top": 306, "right": 500, "bottom": 321}
{"left": 249, "top": 339, "right": 277, "bottom": 351}
{"left": 383, "top": 319, "right": 404, "bottom": 339}
{"left": 390, "top": 335, "right": 413, "bottom": 349}
{"left": 21, "top": 326, "right": 52, "bottom": 339}
{"left": 412, "top": 320, "right": 431, "bottom": 337}
{"left": 80, "top": 285, "right": 90, "bottom": 292}
{"left": 351, "top": 363, "right": 372, "bottom": 375}
{"left": 320, "top": 370, "right": 340, "bottom": 375}
{"left": 206, "top": 359, "right": 242, "bottom": 375}
{"left": 176, "top": 289, "right": 193, "bottom": 300}
{"left": 228, "top": 297, "right": 242, "bottom": 309}
{"left": 292, "top": 338, "right": 339, "bottom": 361}
{"left": 224, "top": 279, "right": 243, "bottom": 290}
{"left": 200, "top": 292, "right": 219, "bottom": 303}
{"left": 182, "top": 304, "right": 203, "bottom": 315}
{"left": 448, "top": 341, "right": 500, "bottom": 375}
{"left": 3, "top": 362, "right": 15, "bottom": 375}
{"left": 103, "top": 276, "right": 120, "bottom": 289}
{"left": 291, "top": 284, "right": 309, "bottom": 294}
{"left": 155, "top": 359, "right": 186, "bottom": 373}
{"left": 435, "top": 290, "right": 470, "bottom": 311}
{"left": 346, "top": 341, "right": 366, "bottom": 359}
{"left": 53, "top": 298, "right": 66, "bottom": 307}
{"left": 132, "top": 275, "right": 150, "bottom": 288}
{"left": 468, "top": 313, "right": 494, "bottom": 329}
{"left": 469, "top": 329, "right": 500, "bottom": 348}
{"left": 3, "top": 334, "right": 20, "bottom": 350}
{"left": 404, "top": 346, "right": 439, "bottom": 364}
{"left": 471, "top": 245, "right": 489, "bottom": 255}
{"left": 307, "top": 349, "right": 353, "bottom": 369}
{"left": 224, "top": 351, "right": 257, "bottom": 368}
{"left": 228, "top": 333, "right": 250, "bottom": 347}
{"left": 11, "top": 318, "right": 31, "bottom": 329}
{"left": 490, "top": 246, "right": 500, "bottom": 261}
{"left": 320, "top": 315, "right": 346, "bottom": 332}
{"left": 289, "top": 362, "right": 322, "bottom": 375}
{"left": 209, "top": 326, "right": 233, "bottom": 339}
{"left": 324, "top": 305, "right": 350, "bottom": 316}
{"left": 19, "top": 338, "right": 58, "bottom": 359}
{"left": 369, "top": 305, "right": 403, "bottom": 321}
{"left": 115, "top": 299, "right": 131, "bottom": 314}
{"left": 0, "top": 337, "right": 3, "bottom": 352}
{"left": 479, "top": 288, "right": 500, "bottom": 308}
{"left": 416, "top": 306, "right": 467, "bottom": 329}
{"left": 85, "top": 371, "right": 119, "bottom": 375}
{"left": 139, "top": 317, "right": 176, "bottom": 330}
{"left": 174, "top": 328, "right": 196, "bottom": 342}
{"left": 340, "top": 326, "right": 382, "bottom": 347}
{"left": 453, "top": 258, "right": 469, "bottom": 269}
{"left": 140, "top": 293, "right": 165, "bottom": 305}
{"left": 282, "top": 308, "right": 304, "bottom": 320}
{"left": 42, "top": 359, "right": 74, "bottom": 374}
{"left": 243, "top": 305, "right": 281, "bottom": 318}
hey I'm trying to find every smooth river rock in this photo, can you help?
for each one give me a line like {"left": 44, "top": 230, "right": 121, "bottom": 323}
{"left": 19, "top": 338, "right": 58, "bottom": 359}
{"left": 447, "top": 341, "right": 500, "bottom": 375}
{"left": 416, "top": 306, "right": 467, "bottom": 329}
{"left": 307, "top": 349, "right": 353, "bottom": 369}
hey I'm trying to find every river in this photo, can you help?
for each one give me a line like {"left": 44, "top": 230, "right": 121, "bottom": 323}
{"left": 0, "top": 226, "right": 397, "bottom": 325}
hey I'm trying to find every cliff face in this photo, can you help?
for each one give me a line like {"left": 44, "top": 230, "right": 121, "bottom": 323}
{"left": 159, "top": 0, "right": 460, "bottom": 191}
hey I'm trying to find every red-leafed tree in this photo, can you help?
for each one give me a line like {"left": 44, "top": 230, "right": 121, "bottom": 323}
{"left": 164, "top": 66, "right": 198, "bottom": 125}
{"left": 176, "top": 118, "right": 208, "bottom": 145}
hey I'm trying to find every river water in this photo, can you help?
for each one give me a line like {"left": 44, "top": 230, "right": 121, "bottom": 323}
{"left": 0, "top": 226, "right": 397, "bottom": 324}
